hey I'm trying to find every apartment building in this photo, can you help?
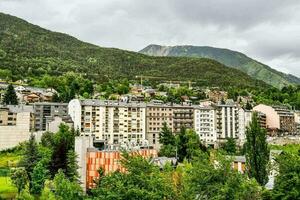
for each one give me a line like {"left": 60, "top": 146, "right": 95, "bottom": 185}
{"left": 69, "top": 99, "right": 146, "bottom": 145}
{"left": 194, "top": 105, "right": 216, "bottom": 146}
{"left": 33, "top": 102, "right": 69, "bottom": 131}
{"left": 0, "top": 105, "right": 34, "bottom": 150}
{"left": 173, "top": 103, "right": 194, "bottom": 133}
{"left": 216, "top": 100, "right": 240, "bottom": 142}
{"left": 294, "top": 111, "right": 300, "bottom": 134}
{"left": 146, "top": 101, "right": 173, "bottom": 149}
{"left": 253, "top": 104, "right": 297, "bottom": 135}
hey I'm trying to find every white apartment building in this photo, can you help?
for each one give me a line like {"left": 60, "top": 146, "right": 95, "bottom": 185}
{"left": 0, "top": 105, "right": 34, "bottom": 150}
{"left": 216, "top": 100, "right": 240, "bottom": 142}
{"left": 68, "top": 99, "right": 146, "bottom": 145}
{"left": 194, "top": 105, "right": 216, "bottom": 146}
{"left": 238, "top": 109, "right": 252, "bottom": 145}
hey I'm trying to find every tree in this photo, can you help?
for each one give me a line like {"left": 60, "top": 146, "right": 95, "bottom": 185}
{"left": 184, "top": 153, "right": 263, "bottom": 200}
{"left": 11, "top": 168, "right": 28, "bottom": 194}
{"left": 245, "top": 112, "right": 269, "bottom": 186}
{"left": 40, "top": 181, "right": 56, "bottom": 200}
{"left": 245, "top": 101, "right": 253, "bottom": 110}
{"left": 221, "top": 137, "right": 237, "bottom": 155}
{"left": 159, "top": 122, "right": 177, "bottom": 157}
{"left": 272, "top": 152, "right": 300, "bottom": 199}
{"left": 50, "top": 124, "right": 75, "bottom": 177}
{"left": 92, "top": 152, "right": 175, "bottom": 200}
{"left": 2, "top": 84, "right": 18, "bottom": 105}
{"left": 20, "top": 134, "right": 39, "bottom": 190}
{"left": 66, "top": 150, "right": 79, "bottom": 182}
{"left": 159, "top": 122, "right": 175, "bottom": 145}
{"left": 16, "top": 189, "right": 34, "bottom": 200}
{"left": 52, "top": 169, "right": 84, "bottom": 200}
{"left": 176, "top": 128, "right": 202, "bottom": 162}
{"left": 30, "top": 161, "right": 50, "bottom": 195}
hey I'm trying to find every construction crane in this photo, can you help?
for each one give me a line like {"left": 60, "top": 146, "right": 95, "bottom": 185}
{"left": 135, "top": 75, "right": 165, "bottom": 85}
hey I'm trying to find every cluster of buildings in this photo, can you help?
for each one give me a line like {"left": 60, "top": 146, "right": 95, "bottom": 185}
{"left": 68, "top": 99, "right": 299, "bottom": 149}
{"left": 0, "top": 83, "right": 57, "bottom": 103}
{"left": 1, "top": 98, "right": 298, "bottom": 191}
{"left": 0, "top": 102, "right": 72, "bottom": 150}
{"left": 1, "top": 98, "right": 299, "bottom": 151}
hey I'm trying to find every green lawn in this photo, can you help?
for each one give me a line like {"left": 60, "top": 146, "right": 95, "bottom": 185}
{"left": 0, "top": 176, "right": 17, "bottom": 199}
{"left": 0, "top": 152, "right": 22, "bottom": 168}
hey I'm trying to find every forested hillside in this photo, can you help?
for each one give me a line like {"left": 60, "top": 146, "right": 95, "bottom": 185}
{"left": 0, "top": 12, "right": 266, "bottom": 89}
{"left": 140, "top": 44, "right": 300, "bottom": 88}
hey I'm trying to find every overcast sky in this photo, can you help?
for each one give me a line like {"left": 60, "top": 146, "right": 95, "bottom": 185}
{"left": 1, "top": 0, "right": 300, "bottom": 77}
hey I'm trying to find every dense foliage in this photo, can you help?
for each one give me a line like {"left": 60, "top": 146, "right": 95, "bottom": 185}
{"left": 272, "top": 151, "right": 300, "bottom": 199}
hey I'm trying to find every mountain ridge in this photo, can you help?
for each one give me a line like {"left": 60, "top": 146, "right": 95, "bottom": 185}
{"left": 0, "top": 12, "right": 267, "bottom": 90}
{"left": 140, "top": 44, "right": 300, "bottom": 88}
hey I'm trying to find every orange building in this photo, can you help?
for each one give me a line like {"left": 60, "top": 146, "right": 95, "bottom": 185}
{"left": 86, "top": 149, "right": 157, "bottom": 189}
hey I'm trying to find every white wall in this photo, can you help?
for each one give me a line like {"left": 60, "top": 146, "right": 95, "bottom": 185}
{"left": 68, "top": 99, "right": 82, "bottom": 131}
{"left": 0, "top": 112, "right": 31, "bottom": 150}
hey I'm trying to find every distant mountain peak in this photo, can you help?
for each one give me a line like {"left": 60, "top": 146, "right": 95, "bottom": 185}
{"left": 140, "top": 44, "right": 300, "bottom": 88}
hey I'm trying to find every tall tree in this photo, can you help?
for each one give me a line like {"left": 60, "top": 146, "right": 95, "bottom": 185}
{"left": 20, "top": 134, "right": 39, "bottom": 190}
{"left": 245, "top": 112, "right": 269, "bottom": 185}
{"left": 66, "top": 150, "right": 79, "bottom": 182}
{"left": 159, "top": 122, "right": 176, "bottom": 157}
{"left": 11, "top": 168, "right": 29, "bottom": 194}
{"left": 30, "top": 161, "right": 50, "bottom": 195}
{"left": 50, "top": 124, "right": 75, "bottom": 177}
{"left": 2, "top": 84, "right": 18, "bottom": 105}
{"left": 159, "top": 122, "right": 175, "bottom": 145}
{"left": 176, "top": 128, "right": 202, "bottom": 162}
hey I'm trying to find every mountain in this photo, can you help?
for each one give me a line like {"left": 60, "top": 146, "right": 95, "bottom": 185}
{"left": 0, "top": 12, "right": 267, "bottom": 89}
{"left": 140, "top": 44, "right": 300, "bottom": 88}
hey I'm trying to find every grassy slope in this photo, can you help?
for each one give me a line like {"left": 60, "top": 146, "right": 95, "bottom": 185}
{"left": 140, "top": 45, "right": 300, "bottom": 88}
{"left": 0, "top": 151, "right": 20, "bottom": 199}
{"left": 0, "top": 12, "right": 267, "bottom": 89}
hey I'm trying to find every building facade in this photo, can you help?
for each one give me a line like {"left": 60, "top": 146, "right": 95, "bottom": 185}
{"left": 69, "top": 100, "right": 147, "bottom": 145}
{"left": 172, "top": 103, "right": 194, "bottom": 133}
{"left": 253, "top": 104, "right": 297, "bottom": 135}
{"left": 216, "top": 100, "right": 240, "bottom": 142}
{"left": 146, "top": 102, "right": 173, "bottom": 149}
{"left": 194, "top": 105, "right": 216, "bottom": 146}
{"left": 0, "top": 105, "right": 34, "bottom": 150}
{"left": 33, "top": 102, "right": 69, "bottom": 131}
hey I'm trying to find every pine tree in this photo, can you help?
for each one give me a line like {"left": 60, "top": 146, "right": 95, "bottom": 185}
{"left": 66, "top": 150, "right": 79, "bottom": 182}
{"left": 20, "top": 133, "right": 39, "bottom": 190}
{"left": 159, "top": 122, "right": 175, "bottom": 145}
{"left": 2, "top": 84, "right": 18, "bottom": 105}
{"left": 158, "top": 122, "right": 176, "bottom": 157}
{"left": 245, "top": 112, "right": 269, "bottom": 185}
{"left": 30, "top": 161, "right": 49, "bottom": 195}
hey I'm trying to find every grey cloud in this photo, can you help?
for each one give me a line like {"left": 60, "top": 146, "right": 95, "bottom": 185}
{"left": 0, "top": 0, "right": 300, "bottom": 76}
